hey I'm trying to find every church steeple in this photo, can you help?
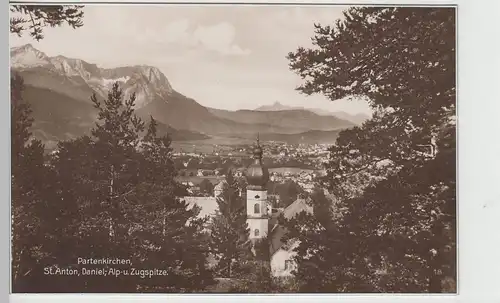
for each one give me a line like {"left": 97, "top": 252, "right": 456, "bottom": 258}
{"left": 246, "top": 135, "right": 269, "bottom": 190}
{"left": 246, "top": 135, "right": 269, "bottom": 242}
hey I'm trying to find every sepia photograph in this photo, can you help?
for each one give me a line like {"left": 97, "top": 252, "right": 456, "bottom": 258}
{"left": 10, "top": 3, "right": 456, "bottom": 293}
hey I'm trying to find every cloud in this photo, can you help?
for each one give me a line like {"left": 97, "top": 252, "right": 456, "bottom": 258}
{"left": 162, "top": 19, "right": 192, "bottom": 44}
{"left": 192, "top": 22, "right": 250, "bottom": 56}
{"left": 139, "top": 19, "right": 250, "bottom": 56}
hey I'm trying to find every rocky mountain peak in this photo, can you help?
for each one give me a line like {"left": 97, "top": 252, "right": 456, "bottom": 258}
{"left": 132, "top": 65, "right": 172, "bottom": 92}
{"left": 10, "top": 43, "right": 51, "bottom": 68}
{"left": 10, "top": 44, "right": 174, "bottom": 108}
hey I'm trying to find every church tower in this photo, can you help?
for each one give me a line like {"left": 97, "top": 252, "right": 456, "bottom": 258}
{"left": 245, "top": 135, "right": 269, "bottom": 242}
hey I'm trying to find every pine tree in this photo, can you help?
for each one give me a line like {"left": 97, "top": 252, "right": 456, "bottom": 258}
{"left": 46, "top": 83, "right": 145, "bottom": 292}
{"left": 132, "top": 116, "right": 215, "bottom": 292}
{"left": 46, "top": 83, "right": 217, "bottom": 292}
{"left": 89, "top": 83, "right": 144, "bottom": 243}
{"left": 10, "top": 6, "right": 87, "bottom": 291}
{"left": 228, "top": 238, "right": 273, "bottom": 292}
{"left": 210, "top": 171, "right": 251, "bottom": 278}
{"left": 11, "top": 73, "right": 54, "bottom": 292}
{"left": 10, "top": 5, "right": 84, "bottom": 41}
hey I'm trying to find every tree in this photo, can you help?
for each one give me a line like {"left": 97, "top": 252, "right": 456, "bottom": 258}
{"left": 10, "top": 6, "right": 88, "bottom": 291}
{"left": 277, "top": 180, "right": 304, "bottom": 208}
{"left": 11, "top": 73, "right": 52, "bottom": 292}
{"left": 199, "top": 179, "right": 214, "bottom": 196}
{"left": 286, "top": 7, "right": 456, "bottom": 292}
{"left": 228, "top": 236, "right": 274, "bottom": 293}
{"left": 45, "top": 84, "right": 215, "bottom": 292}
{"left": 133, "top": 116, "right": 215, "bottom": 292}
{"left": 10, "top": 5, "right": 84, "bottom": 41}
{"left": 44, "top": 83, "right": 146, "bottom": 292}
{"left": 268, "top": 195, "right": 279, "bottom": 208}
{"left": 209, "top": 172, "right": 252, "bottom": 278}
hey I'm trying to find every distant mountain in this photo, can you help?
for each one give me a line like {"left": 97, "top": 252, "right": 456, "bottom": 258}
{"left": 207, "top": 108, "right": 354, "bottom": 132}
{"left": 254, "top": 101, "right": 369, "bottom": 125}
{"left": 255, "top": 102, "right": 297, "bottom": 112}
{"left": 10, "top": 44, "right": 355, "bottom": 146}
{"left": 20, "top": 85, "right": 209, "bottom": 150}
{"left": 134, "top": 91, "right": 295, "bottom": 135}
{"left": 329, "top": 111, "right": 370, "bottom": 125}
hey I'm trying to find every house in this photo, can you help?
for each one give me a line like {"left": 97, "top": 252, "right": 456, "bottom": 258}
{"left": 268, "top": 198, "right": 313, "bottom": 277}
{"left": 184, "top": 196, "right": 218, "bottom": 218}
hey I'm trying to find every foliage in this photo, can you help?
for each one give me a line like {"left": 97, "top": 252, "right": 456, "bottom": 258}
{"left": 135, "top": 116, "right": 215, "bottom": 292}
{"left": 227, "top": 237, "right": 274, "bottom": 293}
{"left": 11, "top": 73, "right": 54, "bottom": 292}
{"left": 209, "top": 172, "right": 252, "bottom": 278}
{"left": 11, "top": 81, "right": 215, "bottom": 292}
{"left": 10, "top": 5, "right": 84, "bottom": 41}
{"left": 199, "top": 179, "right": 214, "bottom": 196}
{"left": 285, "top": 7, "right": 456, "bottom": 292}
{"left": 268, "top": 180, "right": 305, "bottom": 208}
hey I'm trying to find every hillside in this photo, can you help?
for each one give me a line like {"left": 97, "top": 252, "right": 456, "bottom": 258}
{"left": 21, "top": 85, "right": 208, "bottom": 149}
{"left": 207, "top": 107, "right": 354, "bottom": 132}
{"left": 254, "top": 101, "right": 370, "bottom": 125}
{"left": 135, "top": 91, "right": 294, "bottom": 135}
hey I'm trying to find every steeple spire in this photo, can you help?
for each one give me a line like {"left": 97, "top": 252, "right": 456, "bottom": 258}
{"left": 253, "top": 133, "right": 263, "bottom": 160}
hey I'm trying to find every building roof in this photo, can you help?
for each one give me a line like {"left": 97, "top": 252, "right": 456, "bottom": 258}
{"left": 282, "top": 198, "right": 313, "bottom": 220}
{"left": 269, "top": 198, "right": 313, "bottom": 256}
{"left": 184, "top": 196, "right": 219, "bottom": 218}
{"left": 270, "top": 225, "right": 287, "bottom": 256}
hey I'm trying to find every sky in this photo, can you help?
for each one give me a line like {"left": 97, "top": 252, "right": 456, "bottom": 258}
{"left": 10, "top": 4, "right": 372, "bottom": 116}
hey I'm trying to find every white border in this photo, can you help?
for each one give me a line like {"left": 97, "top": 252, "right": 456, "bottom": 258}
{"left": 5, "top": 0, "right": 500, "bottom": 302}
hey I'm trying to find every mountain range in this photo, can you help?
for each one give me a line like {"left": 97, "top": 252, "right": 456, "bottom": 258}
{"left": 10, "top": 44, "right": 358, "bottom": 148}
{"left": 255, "top": 101, "right": 370, "bottom": 125}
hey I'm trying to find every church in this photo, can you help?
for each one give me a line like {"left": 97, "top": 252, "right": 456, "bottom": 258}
{"left": 243, "top": 138, "right": 313, "bottom": 277}
{"left": 192, "top": 138, "right": 314, "bottom": 278}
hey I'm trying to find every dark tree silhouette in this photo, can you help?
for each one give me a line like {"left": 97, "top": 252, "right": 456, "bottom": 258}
{"left": 15, "top": 83, "right": 216, "bottom": 292}
{"left": 209, "top": 172, "right": 252, "bottom": 278}
{"left": 199, "top": 179, "right": 214, "bottom": 196}
{"left": 11, "top": 73, "right": 49, "bottom": 292}
{"left": 10, "top": 5, "right": 84, "bottom": 41}
{"left": 276, "top": 180, "right": 304, "bottom": 208}
{"left": 285, "top": 7, "right": 456, "bottom": 292}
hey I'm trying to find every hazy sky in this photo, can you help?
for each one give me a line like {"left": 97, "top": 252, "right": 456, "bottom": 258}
{"left": 10, "top": 5, "right": 372, "bottom": 115}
